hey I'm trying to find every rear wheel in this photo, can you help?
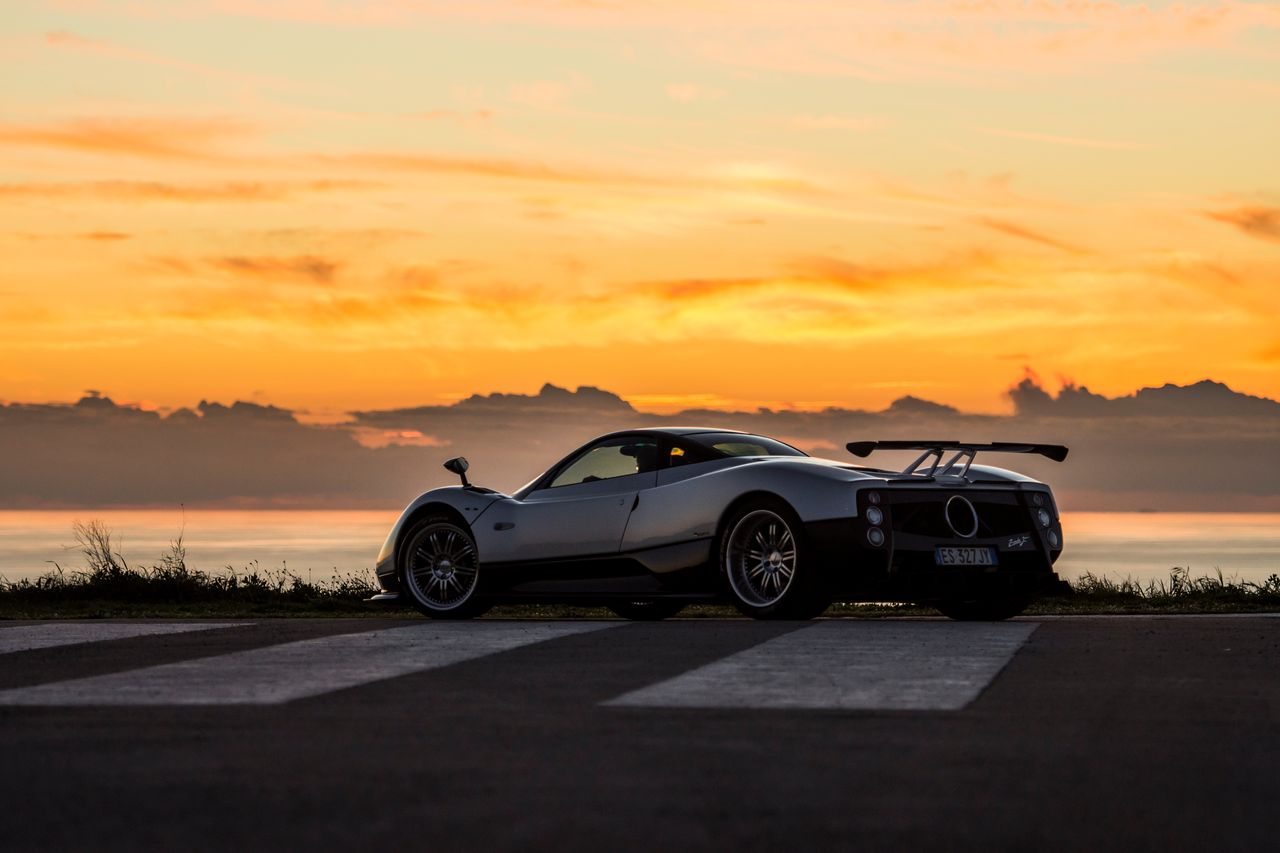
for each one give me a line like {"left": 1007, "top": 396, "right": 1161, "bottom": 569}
{"left": 399, "top": 515, "right": 490, "bottom": 619}
{"left": 606, "top": 600, "right": 687, "bottom": 621}
{"left": 934, "top": 595, "right": 1031, "bottom": 622}
{"left": 718, "top": 500, "right": 830, "bottom": 620}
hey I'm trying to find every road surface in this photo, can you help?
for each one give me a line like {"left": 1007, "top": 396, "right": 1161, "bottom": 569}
{"left": 1, "top": 615, "right": 1276, "bottom": 851}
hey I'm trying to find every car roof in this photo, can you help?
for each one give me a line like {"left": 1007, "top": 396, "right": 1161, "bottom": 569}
{"left": 596, "top": 426, "right": 749, "bottom": 439}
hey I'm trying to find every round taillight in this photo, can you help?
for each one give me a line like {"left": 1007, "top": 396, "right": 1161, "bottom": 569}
{"left": 1032, "top": 492, "right": 1046, "bottom": 507}
{"left": 867, "top": 491, "right": 881, "bottom": 505}
{"left": 1048, "top": 530, "right": 1060, "bottom": 548}
{"left": 1036, "top": 508, "right": 1052, "bottom": 528}
{"left": 865, "top": 506, "right": 884, "bottom": 526}
{"left": 867, "top": 527, "right": 885, "bottom": 547}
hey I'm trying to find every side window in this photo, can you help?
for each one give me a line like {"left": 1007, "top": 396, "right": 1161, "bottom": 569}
{"left": 665, "top": 440, "right": 716, "bottom": 468}
{"left": 548, "top": 438, "right": 659, "bottom": 488}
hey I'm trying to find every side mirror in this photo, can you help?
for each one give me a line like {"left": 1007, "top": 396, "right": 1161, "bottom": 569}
{"left": 443, "top": 456, "right": 471, "bottom": 488}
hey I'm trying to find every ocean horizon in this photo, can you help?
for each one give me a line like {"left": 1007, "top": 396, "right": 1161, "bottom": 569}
{"left": 0, "top": 509, "right": 1275, "bottom": 588}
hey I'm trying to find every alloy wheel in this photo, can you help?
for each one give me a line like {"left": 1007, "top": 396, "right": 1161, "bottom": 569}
{"left": 404, "top": 522, "right": 479, "bottom": 611}
{"left": 725, "top": 509, "right": 798, "bottom": 608}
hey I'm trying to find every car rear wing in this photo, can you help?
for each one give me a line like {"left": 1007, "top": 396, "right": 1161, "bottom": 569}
{"left": 846, "top": 441, "right": 1069, "bottom": 478}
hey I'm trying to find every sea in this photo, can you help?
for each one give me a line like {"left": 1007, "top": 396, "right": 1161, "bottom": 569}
{"left": 0, "top": 510, "right": 1276, "bottom": 588}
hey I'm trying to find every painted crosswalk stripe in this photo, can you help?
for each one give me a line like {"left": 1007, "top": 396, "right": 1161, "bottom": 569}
{"left": 604, "top": 621, "right": 1037, "bottom": 711}
{"left": 0, "top": 621, "right": 615, "bottom": 706}
{"left": 0, "top": 622, "right": 251, "bottom": 655}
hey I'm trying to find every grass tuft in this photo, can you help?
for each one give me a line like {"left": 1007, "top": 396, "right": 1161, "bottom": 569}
{"left": 1031, "top": 566, "right": 1280, "bottom": 614}
{"left": 0, "top": 520, "right": 382, "bottom": 618}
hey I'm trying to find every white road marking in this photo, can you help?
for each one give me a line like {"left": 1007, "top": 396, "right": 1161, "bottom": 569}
{"left": 0, "top": 622, "right": 250, "bottom": 655}
{"left": 605, "top": 621, "right": 1037, "bottom": 711}
{"left": 0, "top": 621, "right": 614, "bottom": 706}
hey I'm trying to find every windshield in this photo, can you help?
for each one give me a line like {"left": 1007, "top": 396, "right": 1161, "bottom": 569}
{"left": 687, "top": 433, "right": 807, "bottom": 458}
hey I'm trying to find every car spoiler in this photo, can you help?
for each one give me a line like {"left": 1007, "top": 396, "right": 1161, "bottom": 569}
{"left": 846, "top": 440, "right": 1069, "bottom": 478}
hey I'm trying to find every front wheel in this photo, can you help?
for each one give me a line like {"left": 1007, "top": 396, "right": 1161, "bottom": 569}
{"left": 399, "top": 515, "right": 490, "bottom": 619}
{"left": 934, "top": 596, "right": 1031, "bottom": 622}
{"left": 606, "top": 600, "right": 687, "bottom": 621}
{"left": 718, "top": 500, "right": 830, "bottom": 620}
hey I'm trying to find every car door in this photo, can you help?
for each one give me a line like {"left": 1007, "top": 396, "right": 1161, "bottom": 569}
{"left": 620, "top": 436, "right": 727, "bottom": 554}
{"left": 483, "top": 436, "right": 660, "bottom": 563}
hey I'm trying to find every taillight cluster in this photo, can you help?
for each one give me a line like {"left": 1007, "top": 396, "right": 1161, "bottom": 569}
{"left": 1029, "top": 491, "right": 1061, "bottom": 549}
{"left": 863, "top": 490, "right": 885, "bottom": 547}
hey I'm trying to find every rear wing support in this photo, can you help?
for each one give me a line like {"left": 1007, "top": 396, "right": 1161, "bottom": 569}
{"left": 846, "top": 441, "right": 1069, "bottom": 478}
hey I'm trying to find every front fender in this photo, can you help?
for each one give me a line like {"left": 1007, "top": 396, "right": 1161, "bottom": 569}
{"left": 374, "top": 486, "right": 508, "bottom": 587}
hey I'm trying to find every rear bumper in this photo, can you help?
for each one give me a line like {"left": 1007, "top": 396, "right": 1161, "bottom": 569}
{"left": 888, "top": 566, "right": 1065, "bottom": 602}
{"left": 804, "top": 517, "right": 1064, "bottom": 602}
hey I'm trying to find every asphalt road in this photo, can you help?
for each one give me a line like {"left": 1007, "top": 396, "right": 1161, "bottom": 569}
{"left": 0, "top": 615, "right": 1277, "bottom": 852}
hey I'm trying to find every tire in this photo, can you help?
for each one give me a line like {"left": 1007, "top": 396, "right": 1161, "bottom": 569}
{"left": 606, "top": 600, "right": 687, "bottom": 621}
{"left": 399, "top": 515, "right": 490, "bottom": 619}
{"left": 934, "top": 596, "right": 1031, "bottom": 622}
{"left": 717, "top": 499, "right": 831, "bottom": 620}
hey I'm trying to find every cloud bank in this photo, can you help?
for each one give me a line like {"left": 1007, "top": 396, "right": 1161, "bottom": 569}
{"left": 1, "top": 379, "right": 1277, "bottom": 511}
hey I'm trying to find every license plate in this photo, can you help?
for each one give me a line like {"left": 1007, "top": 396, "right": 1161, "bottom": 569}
{"left": 934, "top": 546, "right": 997, "bottom": 567}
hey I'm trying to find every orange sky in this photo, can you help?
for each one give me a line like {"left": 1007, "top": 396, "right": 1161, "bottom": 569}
{"left": 2, "top": 1, "right": 1278, "bottom": 416}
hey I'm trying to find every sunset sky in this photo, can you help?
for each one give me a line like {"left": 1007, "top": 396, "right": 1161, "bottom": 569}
{"left": 3, "top": 1, "right": 1278, "bottom": 418}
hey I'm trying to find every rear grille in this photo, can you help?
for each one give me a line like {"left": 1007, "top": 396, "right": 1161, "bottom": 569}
{"left": 887, "top": 490, "right": 1029, "bottom": 538}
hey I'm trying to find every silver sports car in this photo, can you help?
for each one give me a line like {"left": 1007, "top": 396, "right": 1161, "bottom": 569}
{"left": 372, "top": 428, "right": 1069, "bottom": 621}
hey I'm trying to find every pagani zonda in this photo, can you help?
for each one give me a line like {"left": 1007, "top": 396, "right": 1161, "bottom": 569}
{"left": 372, "top": 428, "right": 1069, "bottom": 621}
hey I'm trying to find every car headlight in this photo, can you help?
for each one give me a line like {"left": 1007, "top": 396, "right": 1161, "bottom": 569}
{"left": 1036, "top": 508, "right": 1052, "bottom": 528}
{"left": 866, "top": 527, "right": 885, "bottom": 547}
{"left": 865, "top": 506, "right": 884, "bottom": 526}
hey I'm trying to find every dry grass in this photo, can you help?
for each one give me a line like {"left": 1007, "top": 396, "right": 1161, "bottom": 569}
{"left": 0, "top": 520, "right": 380, "bottom": 617}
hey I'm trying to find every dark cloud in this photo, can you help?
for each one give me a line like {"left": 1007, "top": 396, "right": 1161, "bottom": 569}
{"left": 1205, "top": 206, "right": 1280, "bottom": 242}
{"left": 1, "top": 380, "right": 1277, "bottom": 511}
{"left": 977, "top": 217, "right": 1083, "bottom": 254}
{"left": 355, "top": 380, "right": 1280, "bottom": 511}
{"left": 209, "top": 255, "right": 340, "bottom": 284}
{"left": 1008, "top": 377, "right": 1279, "bottom": 418}
{"left": 0, "top": 394, "right": 423, "bottom": 509}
